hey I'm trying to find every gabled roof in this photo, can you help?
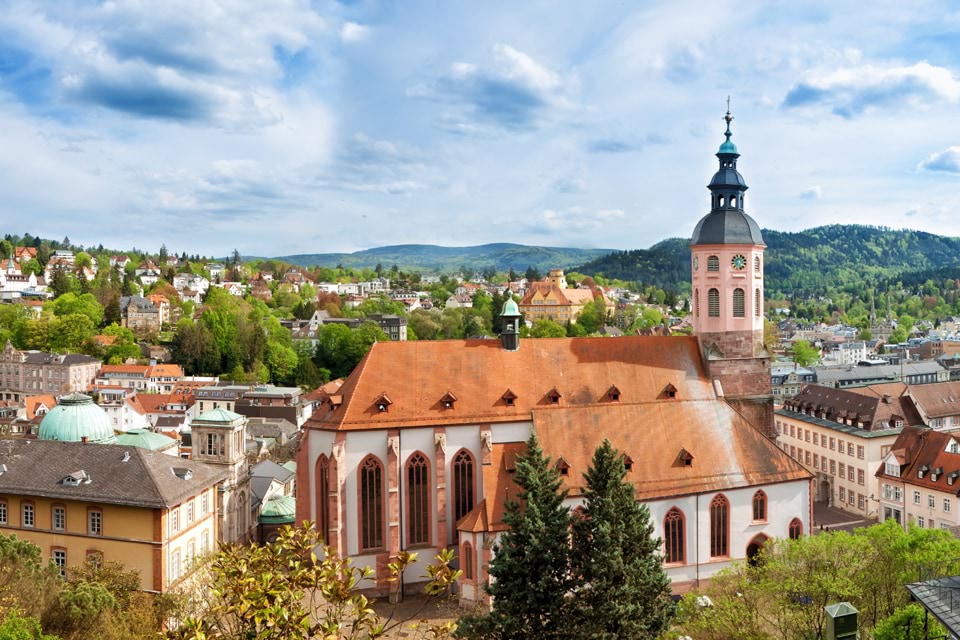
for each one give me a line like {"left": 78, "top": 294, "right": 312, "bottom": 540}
{"left": 534, "top": 401, "right": 811, "bottom": 502}
{"left": 306, "top": 336, "right": 718, "bottom": 431}
{"left": 783, "top": 383, "right": 923, "bottom": 431}
{"left": 24, "top": 394, "right": 56, "bottom": 420}
{"left": 876, "top": 426, "right": 960, "bottom": 495}
{"left": 0, "top": 440, "right": 227, "bottom": 508}
{"left": 907, "top": 381, "right": 960, "bottom": 419}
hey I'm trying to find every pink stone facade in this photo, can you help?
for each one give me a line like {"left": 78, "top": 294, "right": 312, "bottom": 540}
{"left": 691, "top": 244, "right": 764, "bottom": 345}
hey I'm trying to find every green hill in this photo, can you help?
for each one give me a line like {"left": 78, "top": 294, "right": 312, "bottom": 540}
{"left": 275, "top": 243, "right": 613, "bottom": 273}
{"left": 575, "top": 225, "right": 960, "bottom": 294}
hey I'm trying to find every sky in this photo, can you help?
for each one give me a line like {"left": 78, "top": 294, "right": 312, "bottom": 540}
{"left": 2, "top": 1, "right": 960, "bottom": 258}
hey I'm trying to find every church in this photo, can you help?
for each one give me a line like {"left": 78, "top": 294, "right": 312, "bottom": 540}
{"left": 295, "top": 110, "right": 813, "bottom": 600}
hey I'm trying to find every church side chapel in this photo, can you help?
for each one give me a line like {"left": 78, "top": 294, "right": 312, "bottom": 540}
{"left": 295, "top": 110, "right": 814, "bottom": 601}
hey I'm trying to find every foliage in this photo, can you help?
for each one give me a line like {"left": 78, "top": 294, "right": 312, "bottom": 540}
{"left": 524, "top": 319, "right": 566, "bottom": 339}
{"left": 0, "top": 610, "right": 59, "bottom": 640}
{"left": 569, "top": 440, "right": 674, "bottom": 638}
{"left": 668, "top": 520, "right": 960, "bottom": 640}
{"left": 790, "top": 339, "right": 819, "bottom": 367}
{"left": 873, "top": 604, "right": 947, "bottom": 640}
{"left": 167, "top": 524, "right": 458, "bottom": 640}
{"left": 456, "top": 434, "right": 573, "bottom": 640}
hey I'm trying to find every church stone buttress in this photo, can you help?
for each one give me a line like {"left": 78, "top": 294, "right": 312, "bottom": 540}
{"left": 690, "top": 105, "right": 774, "bottom": 434}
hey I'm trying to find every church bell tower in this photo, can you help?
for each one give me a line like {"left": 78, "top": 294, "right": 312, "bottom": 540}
{"left": 690, "top": 104, "right": 773, "bottom": 433}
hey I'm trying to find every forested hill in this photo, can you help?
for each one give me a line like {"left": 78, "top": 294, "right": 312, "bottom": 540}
{"left": 575, "top": 225, "right": 960, "bottom": 294}
{"left": 276, "top": 243, "right": 612, "bottom": 273}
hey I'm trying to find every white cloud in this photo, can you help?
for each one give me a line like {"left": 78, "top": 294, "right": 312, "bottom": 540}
{"left": 918, "top": 146, "right": 960, "bottom": 174}
{"left": 799, "top": 185, "right": 822, "bottom": 200}
{"left": 340, "top": 22, "right": 369, "bottom": 43}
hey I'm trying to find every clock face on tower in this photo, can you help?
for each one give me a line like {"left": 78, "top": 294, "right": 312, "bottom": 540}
{"left": 731, "top": 254, "right": 747, "bottom": 270}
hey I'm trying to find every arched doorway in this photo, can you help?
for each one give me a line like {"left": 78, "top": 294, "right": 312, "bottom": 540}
{"left": 746, "top": 534, "right": 769, "bottom": 566}
{"left": 819, "top": 479, "right": 831, "bottom": 505}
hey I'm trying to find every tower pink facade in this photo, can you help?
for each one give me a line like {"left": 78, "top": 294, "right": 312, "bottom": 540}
{"left": 691, "top": 108, "right": 773, "bottom": 432}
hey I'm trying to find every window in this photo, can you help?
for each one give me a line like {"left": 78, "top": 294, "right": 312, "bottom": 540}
{"left": 52, "top": 506, "right": 66, "bottom": 532}
{"left": 858, "top": 494, "right": 866, "bottom": 510}
{"left": 858, "top": 446, "right": 865, "bottom": 459}
{"left": 707, "top": 255, "right": 720, "bottom": 272}
{"left": 790, "top": 445, "right": 796, "bottom": 458}
{"left": 201, "top": 531, "right": 210, "bottom": 555}
{"left": 839, "top": 487, "right": 846, "bottom": 502}
{"left": 52, "top": 548, "right": 67, "bottom": 578}
{"left": 945, "top": 498, "right": 952, "bottom": 513}
{"left": 170, "top": 508, "right": 180, "bottom": 536}
{"left": 813, "top": 433, "right": 819, "bottom": 446}
{"left": 733, "top": 288, "right": 745, "bottom": 318}
{"left": 885, "top": 462, "right": 900, "bottom": 477}
{"left": 187, "top": 539, "right": 195, "bottom": 561}
{"left": 788, "top": 518, "right": 803, "bottom": 540}
{"left": 664, "top": 507, "right": 685, "bottom": 564}
{"left": 805, "top": 430, "right": 810, "bottom": 443}
{"left": 830, "top": 438, "right": 836, "bottom": 451}
{"left": 170, "top": 550, "right": 181, "bottom": 582}
{"left": 201, "top": 491, "right": 208, "bottom": 515}
{"left": 0, "top": 500, "right": 6, "bottom": 525}
{"left": 406, "top": 452, "right": 431, "bottom": 546}
{"left": 187, "top": 501, "right": 194, "bottom": 524}
{"left": 452, "top": 449, "right": 476, "bottom": 525}
{"left": 839, "top": 463, "right": 845, "bottom": 479}
{"left": 752, "top": 491, "right": 767, "bottom": 522}
{"left": 858, "top": 469, "right": 865, "bottom": 486}
{"left": 804, "top": 450, "right": 810, "bottom": 465}
{"left": 316, "top": 455, "right": 330, "bottom": 543}
{"left": 86, "top": 550, "right": 103, "bottom": 569}
{"left": 754, "top": 256, "right": 761, "bottom": 273}
{"left": 755, "top": 288, "right": 761, "bottom": 317}
{"left": 202, "top": 432, "right": 224, "bottom": 457}
{"left": 814, "top": 454, "right": 820, "bottom": 468}
{"left": 88, "top": 509, "right": 102, "bottom": 536}
{"left": 918, "top": 516, "right": 926, "bottom": 528}
{"left": 838, "top": 441, "right": 845, "bottom": 454}
{"left": 707, "top": 288, "right": 720, "bottom": 318}
{"left": 462, "top": 543, "right": 474, "bottom": 580}
{"left": 359, "top": 455, "right": 384, "bottom": 551}
{"left": 709, "top": 494, "right": 729, "bottom": 558}
{"left": 694, "top": 289, "right": 700, "bottom": 318}
{"left": 22, "top": 502, "right": 34, "bottom": 528}
{"left": 848, "top": 491, "right": 855, "bottom": 505}
{"left": 929, "top": 494, "right": 936, "bottom": 509}
{"left": 790, "top": 425, "right": 796, "bottom": 438}
{"left": 913, "top": 490, "right": 921, "bottom": 505}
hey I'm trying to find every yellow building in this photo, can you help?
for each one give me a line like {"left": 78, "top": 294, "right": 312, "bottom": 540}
{"left": 519, "top": 269, "right": 604, "bottom": 325}
{"left": 0, "top": 440, "right": 227, "bottom": 592}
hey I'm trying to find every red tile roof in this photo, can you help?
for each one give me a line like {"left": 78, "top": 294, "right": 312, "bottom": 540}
{"left": 876, "top": 426, "right": 960, "bottom": 495}
{"left": 305, "top": 336, "right": 719, "bottom": 431}
{"left": 24, "top": 394, "right": 56, "bottom": 420}
{"left": 907, "top": 381, "right": 960, "bottom": 420}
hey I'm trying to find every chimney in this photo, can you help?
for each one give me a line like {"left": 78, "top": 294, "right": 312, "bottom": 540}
{"left": 81, "top": 436, "right": 88, "bottom": 444}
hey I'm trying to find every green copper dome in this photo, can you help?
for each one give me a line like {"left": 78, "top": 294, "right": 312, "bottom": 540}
{"left": 501, "top": 296, "right": 520, "bottom": 317}
{"left": 38, "top": 393, "right": 117, "bottom": 445}
{"left": 115, "top": 428, "right": 177, "bottom": 451}
{"left": 259, "top": 495, "right": 296, "bottom": 525}
{"left": 718, "top": 136, "right": 738, "bottom": 155}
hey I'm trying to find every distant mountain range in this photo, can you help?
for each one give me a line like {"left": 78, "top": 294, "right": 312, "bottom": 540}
{"left": 575, "top": 225, "right": 960, "bottom": 294}
{"left": 270, "top": 225, "right": 960, "bottom": 295}
{"left": 275, "top": 243, "right": 613, "bottom": 273}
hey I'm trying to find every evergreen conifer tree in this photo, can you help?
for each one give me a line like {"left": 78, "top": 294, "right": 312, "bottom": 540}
{"left": 570, "top": 439, "right": 674, "bottom": 638}
{"left": 456, "top": 433, "right": 573, "bottom": 640}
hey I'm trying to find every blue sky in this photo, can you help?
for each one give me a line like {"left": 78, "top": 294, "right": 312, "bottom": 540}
{"left": 2, "top": 1, "right": 960, "bottom": 257}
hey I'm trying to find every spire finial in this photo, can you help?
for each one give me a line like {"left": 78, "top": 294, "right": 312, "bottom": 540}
{"left": 724, "top": 96, "right": 733, "bottom": 137}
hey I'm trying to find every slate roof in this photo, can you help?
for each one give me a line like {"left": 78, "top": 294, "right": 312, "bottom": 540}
{"left": 22, "top": 352, "right": 98, "bottom": 366}
{"left": 690, "top": 210, "right": 765, "bottom": 247}
{"left": 0, "top": 440, "right": 228, "bottom": 508}
{"left": 306, "top": 336, "right": 720, "bottom": 431}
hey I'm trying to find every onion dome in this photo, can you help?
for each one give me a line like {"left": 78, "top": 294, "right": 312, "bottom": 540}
{"left": 38, "top": 393, "right": 117, "bottom": 444}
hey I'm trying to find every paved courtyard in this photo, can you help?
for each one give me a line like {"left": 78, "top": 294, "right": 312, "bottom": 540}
{"left": 812, "top": 502, "right": 877, "bottom": 534}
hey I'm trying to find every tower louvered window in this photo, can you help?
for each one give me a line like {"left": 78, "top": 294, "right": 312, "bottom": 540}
{"left": 407, "top": 452, "right": 430, "bottom": 546}
{"left": 317, "top": 455, "right": 330, "bottom": 543}
{"left": 755, "top": 288, "right": 761, "bottom": 317}
{"left": 755, "top": 255, "right": 761, "bottom": 273}
{"left": 453, "top": 449, "right": 476, "bottom": 524}
{"left": 733, "top": 288, "right": 745, "bottom": 317}
{"left": 664, "top": 507, "right": 685, "bottom": 564}
{"left": 707, "top": 255, "right": 720, "bottom": 272}
{"left": 694, "top": 289, "right": 700, "bottom": 317}
{"left": 708, "top": 289, "right": 720, "bottom": 317}
{"left": 359, "top": 456, "right": 384, "bottom": 551}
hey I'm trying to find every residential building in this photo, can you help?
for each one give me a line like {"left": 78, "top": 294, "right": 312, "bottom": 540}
{"left": 92, "top": 363, "right": 184, "bottom": 394}
{"left": 814, "top": 362, "right": 948, "bottom": 389}
{"left": 877, "top": 427, "right": 959, "bottom": 531}
{"left": 518, "top": 269, "right": 604, "bottom": 325}
{"left": 0, "top": 342, "right": 100, "bottom": 402}
{"left": 833, "top": 341, "right": 868, "bottom": 366}
{"left": 776, "top": 382, "right": 923, "bottom": 517}
{"left": 194, "top": 384, "right": 251, "bottom": 414}
{"left": 97, "top": 388, "right": 150, "bottom": 433}
{"left": 119, "top": 295, "right": 161, "bottom": 336}
{"left": 906, "top": 380, "right": 960, "bottom": 430}
{"left": 296, "top": 113, "right": 812, "bottom": 601}
{"left": 0, "top": 439, "right": 226, "bottom": 591}
{"left": 235, "top": 386, "right": 307, "bottom": 427}
{"left": 771, "top": 364, "right": 816, "bottom": 402}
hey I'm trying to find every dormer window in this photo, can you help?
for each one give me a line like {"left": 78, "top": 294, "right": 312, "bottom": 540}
{"left": 546, "top": 388, "right": 562, "bottom": 405}
{"left": 885, "top": 461, "right": 900, "bottom": 478}
{"left": 606, "top": 385, "right": 621, "bottom": 402}
{"left": 949, "top": 472, "right": 959, "bottom": 486}
{"left": 932, "top": 466, "right": 944, "bottom": 482}
{"left": 677, "top": 448, "right": 694, "bottom": 467}
{"left": 918, "top": 464, "right": 929, "bottom": 479}
{"left": 555, "top": 457, "right": 570, "bottom": 477}
{"left": 440, "top": 391, "right": 457, "bottom": 410}
{"left": 660, "top": 383, "right": 678, "bottom": 400}
{"left": 374, "top": 393, "right": 392, "bottom": 413}
{"left": 62, "top": 470, "right": 91, "bottom": 486}
{"left": 622, "top": 455, "right": 634, "bottom": 472}
{"left": 502, "top": 389, "right": 518, "bottom": 407}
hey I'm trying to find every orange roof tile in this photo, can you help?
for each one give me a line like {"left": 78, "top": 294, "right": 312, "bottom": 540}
{"left": 148, "top": 364, "right": 183, "bottom": 378}
{"left": 877, "top": 426, "right": 960, "bottom": 495}
{"left": 534, "top": 402, "right": 811, "bottom": 503}
{"left": 907, "top": 381, "right": 960, "bottom": 419}
{"left": 306, "top": 336, "right": 718, "bottom": 431}
{"left": 24, "top": 394, "right": 56, "bottom": 420}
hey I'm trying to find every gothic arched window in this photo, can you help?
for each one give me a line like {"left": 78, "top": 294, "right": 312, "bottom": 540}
{"left": 733, "top": 288, "right": 745, "bottom": 317}
{"left": 316, "top": 455, "right": 330, "bottom": 543}
{"left": 707, "top": 255, "right": 720, "bottom": 272}
{"left": 788, "top": 518, "right": 803, "bottom": 540}
{"left": 752, "top": 490, "right": 767, "bottom": 522}
{"left": 359, "top": 455, "right": 384, "bottom": 551}
{"left": 708, "top": 289, "right": 720, "bottom": 318}
{"left": 710, "top": 494, "right": 729, "bottom": 558}
{"left": 462, "top": 542, "right": 474, "bottom": 580}
{"left": 406, "top": 452, "right": 431, "bottom": 546}
{"left": 453, "top": 449, "right": 476, "bottom": 524}
{"left": 664, "top": 507, "right": 685, "bottom": 564}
